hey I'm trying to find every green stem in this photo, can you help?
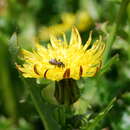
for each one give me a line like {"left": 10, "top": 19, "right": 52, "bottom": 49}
{"left": 23, "top": 79, "right": 61, "bottom": 130}
{"left": 127, "top": 3, "right": 130, "bottom": 49}
{"left": 103, "top": 0, "right": 130, "bottom": 63}
{"left": 0, "top": 45, "right": 18, "bottom": 123}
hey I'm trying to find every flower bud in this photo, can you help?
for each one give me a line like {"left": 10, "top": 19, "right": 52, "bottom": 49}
{"left": 54, "top": 79, "right": 80, "bottom": 105}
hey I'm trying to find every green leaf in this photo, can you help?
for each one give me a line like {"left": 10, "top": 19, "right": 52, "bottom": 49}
{"left": 41, "top": 82, "right": 58, "bottom": 105}
{"left": 22, "top": 78, "right": 61, "bottom": 130}
{"left": 0, "top": 44, "right": 18, "bottom": 122}
{"left": 36, "top": 78, "right": 52, "bottom": 86}
{"left": 8, "top": 33, "right": 20, "bottom": 62}
{"left": 99, "top": 54, "right": 119, "bottom": 76}
{"left": 82, "top": 98, "right": 116, "bottom": 130}
{"left": 0, "top": 117, "right": 33, "bottom": 130}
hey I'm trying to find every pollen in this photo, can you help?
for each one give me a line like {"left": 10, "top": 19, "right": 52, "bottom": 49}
{"left": 17, "top": 27, "right": 105, "bottom": 81}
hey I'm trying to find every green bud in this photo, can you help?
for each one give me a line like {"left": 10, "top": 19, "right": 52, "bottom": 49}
{"left": 54, "top": 79, "right": 80, "bottom": 105}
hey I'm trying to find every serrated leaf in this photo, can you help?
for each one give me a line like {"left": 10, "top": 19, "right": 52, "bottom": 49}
{"left": 99, "top": 54, "right": 119, "bottom": 76}
{"left": 82, "top": 98, "right": 116, "bottom": 130}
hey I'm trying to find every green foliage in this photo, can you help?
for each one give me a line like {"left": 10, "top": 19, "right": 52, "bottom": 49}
{"left": 0, "top": 117, "right": 33, "bottom": 130}
{"left": 0, "top": 0, "right": 130, "bottom": 129}
{"left": 22, "top": 78, "right": 61, "bottom": 130}
{"left": 100, "top": 54, "right": 119, "bottom": 76}
{"left": 8, "top": 33, "right": 20, "bottom": 62}
{"left": 81, "top": 98, "right": 116, "bottom": 130}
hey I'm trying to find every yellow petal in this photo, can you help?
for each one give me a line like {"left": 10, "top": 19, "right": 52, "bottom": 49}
{"left": 83, "top": 31, "right": 92, "bottom": 51}
{"left": 50, "top": 35, "right": 61, "bottom": 48}
{"left": 70, "top": 27, "right": 81, "bottom": 48}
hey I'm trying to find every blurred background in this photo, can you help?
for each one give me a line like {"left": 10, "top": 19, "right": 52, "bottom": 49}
{"left": 0, "top": 0, "right": 130, "bottom": 129}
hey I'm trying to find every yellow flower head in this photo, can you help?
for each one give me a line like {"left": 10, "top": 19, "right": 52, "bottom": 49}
{"left": 17, "top": 27, "right": 105, "bottom": 81}
{"left": 76, "top": 11, "right": 93, "bottom": 31}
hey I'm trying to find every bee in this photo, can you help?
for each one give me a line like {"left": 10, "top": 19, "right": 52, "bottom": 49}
{"left": 49, "top": 58, "right": 65, "bottom": 68}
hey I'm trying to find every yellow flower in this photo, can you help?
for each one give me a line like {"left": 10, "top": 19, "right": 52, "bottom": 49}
{"left": 38, "top": 11, "right": 93, "bottom": 41}
{"left": 38, "top": 13, "right": 75, "bottom": 41}
{"left": 76, "top": 11, "right": 93, "bottom": 31}
{"left": 17, "top": 27, "right": 105, "bottom": 81}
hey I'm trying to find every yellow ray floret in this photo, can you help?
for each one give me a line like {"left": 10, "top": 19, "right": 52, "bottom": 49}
{"left": 17, "top": 27, "right": 105, "bottom": 81}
